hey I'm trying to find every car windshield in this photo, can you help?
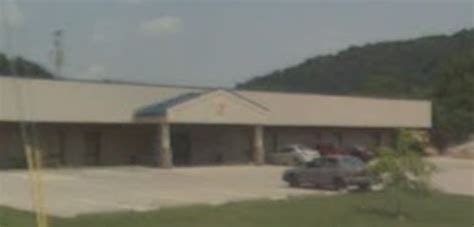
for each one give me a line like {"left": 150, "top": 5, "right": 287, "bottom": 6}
{"left": 306, "top": 159, "right": 322, "bottom": 168}
{"left": 278, "top": 147, "right": 295, "bottom": 153}
{"left": 297, "top": 145, "right": 311, "bottom": 150}
{"left": 341, "top": 156, "right": 364, "bottom": 168}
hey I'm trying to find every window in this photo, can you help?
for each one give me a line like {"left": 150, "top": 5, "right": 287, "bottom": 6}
{"left": 297, "top": 145, "right": 311, "bottom": 150}
{"left": 333, "top": 132, "right": 343, "bottom": 146}
{"left": 278, "top": 147, "right": 294, "bottom": 153}
{"left": 306, "top": 159, "right": 322, "bottom": 168}
{"left": 373, "top": 131, "right": 382, "bottom": 146}
{"left": 84, "top": 132, "right": 101, "bottom": 165}
{"left": 321, "top": 158, "right": 338, "bottom": 168}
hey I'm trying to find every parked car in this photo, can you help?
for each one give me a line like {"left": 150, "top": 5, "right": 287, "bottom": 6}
{"left": 315, "top": 142, "right": 346, "bottom": 156}
{"left": 348, "top": 145, "right": 375, "bottom": 162}
{"left": 267, "top": 144, "right": 320, "bottom": 165}
{"left": 316, "top": 142, "right": 375, "bottom": 162}
{"left": 282, "top": 155, "right": 376, "bottom": 190}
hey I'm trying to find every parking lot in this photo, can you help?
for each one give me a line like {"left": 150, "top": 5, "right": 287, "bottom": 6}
{"left": 0, "top": 157, "right": 472, "bottom": 217}
{"left": 429, "top": 157, "right": 474, "bottom": 196}
{"left": 0, "top": 165, "right": 330, "bottom": 217}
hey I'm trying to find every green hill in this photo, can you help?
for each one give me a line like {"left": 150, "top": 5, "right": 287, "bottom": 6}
{"left": 238, "top": 29, "right": 473, "bottom": 97}
{"left": 238, "top": 29, "right": 474, "bottom": 145}
{"left": 0, "top": 53, "right": 53, "bottom": 78}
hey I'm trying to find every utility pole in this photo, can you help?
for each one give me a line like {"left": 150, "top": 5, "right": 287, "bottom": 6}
{"left": 52, "top": 29, "right": 64, "bottom": 77}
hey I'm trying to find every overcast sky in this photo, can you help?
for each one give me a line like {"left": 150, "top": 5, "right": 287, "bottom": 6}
{"left": 1, "top": 0, "right": 473, "bottom": 87}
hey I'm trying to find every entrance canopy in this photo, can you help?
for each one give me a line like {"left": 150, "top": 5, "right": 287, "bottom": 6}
{"left": 135, "top": 90, "right": 269, "bottom": 125}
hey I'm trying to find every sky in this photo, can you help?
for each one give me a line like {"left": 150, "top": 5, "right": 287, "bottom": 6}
{"left": 0, "top": 0, "right": 473, "bottom": 87}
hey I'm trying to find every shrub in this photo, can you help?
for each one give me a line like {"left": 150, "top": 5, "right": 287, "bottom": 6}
{"left": 369, "top": 129, "right": 435, "bottom": 218}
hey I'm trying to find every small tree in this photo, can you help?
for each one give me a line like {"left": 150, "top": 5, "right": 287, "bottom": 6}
{"left": 369, "top": 129, "right": 435, "bottom": 218}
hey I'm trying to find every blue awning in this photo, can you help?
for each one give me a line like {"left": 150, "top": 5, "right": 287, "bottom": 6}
{"left": 135, "top": 92, "right": 202, "bottom": 116}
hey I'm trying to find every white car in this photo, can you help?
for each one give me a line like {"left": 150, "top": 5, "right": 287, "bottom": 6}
{"left": 267, "top": 144, "right": 320, "bottom": 165}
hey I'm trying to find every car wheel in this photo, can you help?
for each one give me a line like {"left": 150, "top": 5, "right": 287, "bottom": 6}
{"left": 358, "top": 183, "right": 371, "bottom": 191}
{"left": 333, "top": 178, "right": 347, "bottom": 191}
{"left": 289, "top": 174, "right": 300, "bottom": 187}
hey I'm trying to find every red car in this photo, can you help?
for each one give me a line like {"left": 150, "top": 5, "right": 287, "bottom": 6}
{"left": 315, "top": 142, "right": 347, "bottom": 156}
{"left": 315, "top": 142, "right": 374, "bottom": 162}
{"left": 348, "top": 146, "right": 375, "bottom": 162}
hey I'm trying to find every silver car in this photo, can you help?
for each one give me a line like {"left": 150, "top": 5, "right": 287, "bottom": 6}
{"left": 267, "top": 144, "right": 320, "bottom": 165}
{"left": 282, "top": 155, "right": 375, "bottom": 190}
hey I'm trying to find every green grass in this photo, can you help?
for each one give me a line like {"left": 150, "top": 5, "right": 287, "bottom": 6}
{"left": 1, "top": 191, "right": 473, "bottom": 227}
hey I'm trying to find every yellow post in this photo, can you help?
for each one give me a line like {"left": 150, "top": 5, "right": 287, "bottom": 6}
{"left": 24, "top": 140, "right": 49, "bottom": 227}
{"left": 24, "top": 143, "right": 42, "bottom": 227}
{"left": 33, "top": 148, "right": 49, "bottom": 227}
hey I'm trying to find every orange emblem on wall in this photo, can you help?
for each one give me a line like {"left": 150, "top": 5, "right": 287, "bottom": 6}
{"left": 213, "top": 97, "right": 227, "bottom": 116}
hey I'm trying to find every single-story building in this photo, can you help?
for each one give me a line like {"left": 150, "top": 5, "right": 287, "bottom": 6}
{"left": 0, "top": 76, "right": 431, "bottom": 168}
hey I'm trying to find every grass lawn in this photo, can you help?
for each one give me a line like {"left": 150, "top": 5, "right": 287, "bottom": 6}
{"left": 1, "top": 191, "right": 473, "bottom": 227}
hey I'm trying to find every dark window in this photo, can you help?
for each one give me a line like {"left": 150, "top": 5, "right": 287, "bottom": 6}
{"left": 278, "top": 147, "right": 295, "bottom": 153}
{"left": 374, "top": 131, "right": 382, "bottom": 146}
{"left": 334, "top": 132, "right": 343, "bottom": 146}
{"left": 306, "top": 159, "right": 322, "bottom": 168}
{"left": 58, "top": 131, "right": 66, "bottom": 165}
{"left": 84, "top": 132, "right": 101, "bottom": 165}
{"left": 322, "top": 157, "right": 338, "bottom": 168}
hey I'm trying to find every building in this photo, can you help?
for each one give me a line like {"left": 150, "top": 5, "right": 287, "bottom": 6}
{"left": 0, "top": 77, "right": 431, "bottom": 168}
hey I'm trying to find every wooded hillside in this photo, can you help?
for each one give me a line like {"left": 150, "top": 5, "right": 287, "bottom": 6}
{"left": 238, "top": 29, "right": 474, "bottom": 145}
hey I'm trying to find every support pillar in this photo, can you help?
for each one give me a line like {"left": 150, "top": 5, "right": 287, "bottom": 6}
{"left": 158, "top": 123, "right": 173, "bottom": 168}
{"left": 252, "top": 125, "right": 265, "bottom": 165}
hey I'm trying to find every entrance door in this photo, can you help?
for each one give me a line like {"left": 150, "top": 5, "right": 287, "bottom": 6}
{"left": 171, "top": 133, "right": 191, "bottom": 166}
{"left": 84, "top": 132, "right": 101, "bottom": 165}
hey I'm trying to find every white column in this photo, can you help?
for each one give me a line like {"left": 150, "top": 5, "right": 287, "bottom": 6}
{"left": 253, "top": 125, "right": 265, "bottom": 165}
{"left": 158, "top": 123, "right": 173, "bottom": 168}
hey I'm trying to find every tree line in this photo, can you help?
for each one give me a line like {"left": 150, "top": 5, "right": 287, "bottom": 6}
{"left": 0, "top": 53, "right": 53, "bottom": 78}
{"left": 238, "top": 29, "right": 474, "bottom": 147}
